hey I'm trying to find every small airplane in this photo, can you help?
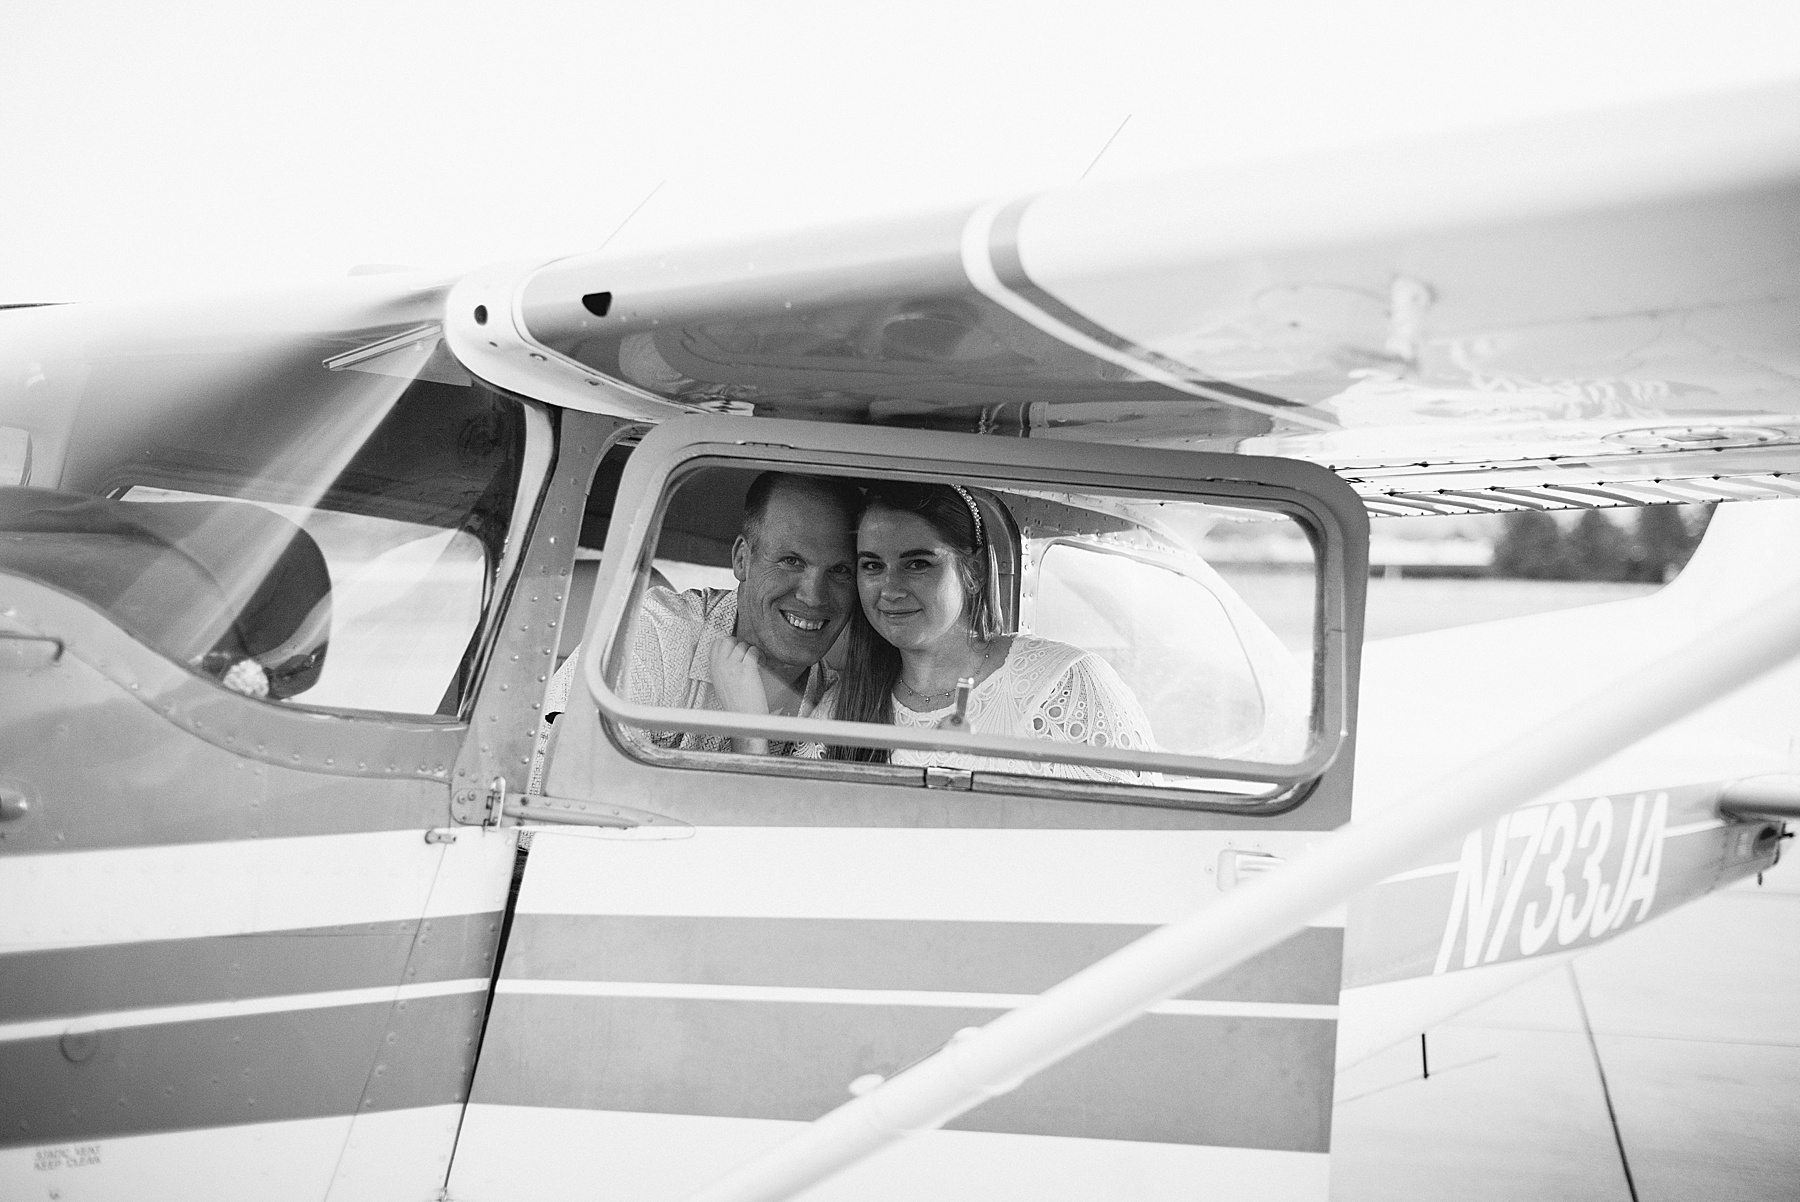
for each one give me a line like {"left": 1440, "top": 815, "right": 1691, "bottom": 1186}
{"left": 3, "top": 80, "right": 1798, "bottom": 1201}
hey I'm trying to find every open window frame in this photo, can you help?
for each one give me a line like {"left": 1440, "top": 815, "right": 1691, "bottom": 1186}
{"left": 578, "top": 415, "right": 1366, "bottom": 809}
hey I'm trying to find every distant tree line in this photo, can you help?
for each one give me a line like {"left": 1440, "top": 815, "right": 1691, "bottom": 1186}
{"left": 1491, "top": 504, "right": 1713, "bottom": 583}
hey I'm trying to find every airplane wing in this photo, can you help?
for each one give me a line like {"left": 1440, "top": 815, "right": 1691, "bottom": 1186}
{"left": 453, "top": 80, "right": 1800, "bottom": 517}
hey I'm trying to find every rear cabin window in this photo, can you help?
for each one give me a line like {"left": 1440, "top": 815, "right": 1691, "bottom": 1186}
{"left": 1031, "top": 541, "right": 1304, "bottom": 762}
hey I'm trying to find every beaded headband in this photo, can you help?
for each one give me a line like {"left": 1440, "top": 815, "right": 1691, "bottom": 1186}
{"left": 951, "top": 484, "right": 983, "bottom": 547}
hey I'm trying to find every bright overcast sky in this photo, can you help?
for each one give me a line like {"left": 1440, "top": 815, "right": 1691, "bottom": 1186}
{"left": 5, "top": 0, "right": 1799, "bottom": 302}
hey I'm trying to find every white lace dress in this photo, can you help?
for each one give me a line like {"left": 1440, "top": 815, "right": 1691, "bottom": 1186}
{"left": 813, "top": 636, "right": 1155, "bottom": 781}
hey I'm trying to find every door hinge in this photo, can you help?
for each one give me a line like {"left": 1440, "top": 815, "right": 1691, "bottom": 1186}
{"left": 501, "top": 791, "right": 692, "bottom": 838}
{"left": 482, "top": 776, "right": 508, "bottom": 828}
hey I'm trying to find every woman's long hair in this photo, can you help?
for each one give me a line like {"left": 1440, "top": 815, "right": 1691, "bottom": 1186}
{"left": 829, "top": 481, "right": 1004, "bottom": 762}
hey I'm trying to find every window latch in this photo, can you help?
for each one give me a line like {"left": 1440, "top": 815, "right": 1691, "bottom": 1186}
{"left": 924, "top": 766, "right": 974, "bottom": 791}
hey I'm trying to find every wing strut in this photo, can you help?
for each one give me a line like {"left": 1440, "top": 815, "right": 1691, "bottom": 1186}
{"left": 684, "top": 583, "right": 1800, "bottom": 1202}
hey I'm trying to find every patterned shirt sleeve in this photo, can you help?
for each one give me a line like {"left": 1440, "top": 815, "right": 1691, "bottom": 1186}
{"left": 624, "top": 593, "right": 680, "bottom": 709}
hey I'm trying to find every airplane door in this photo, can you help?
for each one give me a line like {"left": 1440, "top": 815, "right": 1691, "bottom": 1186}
{"left": 445, "top": 418, "right": 1366, "bottom": 1202}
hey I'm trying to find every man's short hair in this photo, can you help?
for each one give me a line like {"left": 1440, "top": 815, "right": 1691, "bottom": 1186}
{"left": 741, "top": 471, "right": 863, "bottom": 545}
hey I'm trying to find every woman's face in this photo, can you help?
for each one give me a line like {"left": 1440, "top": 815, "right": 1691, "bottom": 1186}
{"left": 857, "top": 506, "right": 968, "bottom": 653}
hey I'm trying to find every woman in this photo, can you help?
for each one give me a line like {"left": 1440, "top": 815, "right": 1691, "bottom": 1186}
{"left": 820, "top": 480, "right": 1155, "bottom": 779}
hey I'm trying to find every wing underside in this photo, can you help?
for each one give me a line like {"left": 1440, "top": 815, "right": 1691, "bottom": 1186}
{"left": 455, "top": 82, "right": 1800, "bottom": 519}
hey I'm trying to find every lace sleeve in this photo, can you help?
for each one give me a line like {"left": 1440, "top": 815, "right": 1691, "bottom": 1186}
{"left": 1028, "top": 651, "right": 1157, "bottom": 782}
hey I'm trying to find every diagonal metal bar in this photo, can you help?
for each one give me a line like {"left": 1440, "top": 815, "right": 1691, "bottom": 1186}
{"left": 1488, "top": 486, "right": 1602, "bottom": 509}
{"left": 1432, "top": 489, "right": 1535, "bottom": 512}
{"left": 1383, "top": 491, "right": 1507, "bottom": 515}
{"left": 1616, "top": 480, "right": 1721, "bottom": 505}
{"left": 683, "top": 582, "right": 1800, "bottom": 1202}
{"left": 1537, "top": 484, "right": 1650, "bottom": 507}
{"left": 1369, "top": 494, "right": 1463, "bottom": 515}
{"left": 1745, "top": 475, "right": 1800, "bottom": 499}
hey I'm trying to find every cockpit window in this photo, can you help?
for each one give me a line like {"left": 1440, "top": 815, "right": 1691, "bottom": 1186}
{"left": 0, "top": 302, "right": 532, "bottom": 716}
{"left": 117, "top": 487, "right": 490, "bottom": 711}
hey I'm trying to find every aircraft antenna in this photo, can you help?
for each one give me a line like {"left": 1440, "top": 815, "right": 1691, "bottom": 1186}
{"left": 594, "top": 179, "right": 666, "bottom": 254}
{"left": 1080, "top": 114, "right": 1131, "bottom": 179}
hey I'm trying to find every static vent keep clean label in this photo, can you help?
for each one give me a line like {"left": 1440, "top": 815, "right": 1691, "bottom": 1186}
{"left": 34, "top": 1144, "right": 102, "bottom": 1171}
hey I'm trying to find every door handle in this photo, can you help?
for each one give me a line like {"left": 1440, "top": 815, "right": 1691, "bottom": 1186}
{"left": 1217, "top": 848, "right": 1284, "bottom": 891}
{"left": 0, "top": 634, "right": 60, "bottom": 671}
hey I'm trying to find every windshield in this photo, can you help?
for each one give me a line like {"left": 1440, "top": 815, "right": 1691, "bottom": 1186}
{"left": 0, "top": 294, "right": 528, "bottom": 715}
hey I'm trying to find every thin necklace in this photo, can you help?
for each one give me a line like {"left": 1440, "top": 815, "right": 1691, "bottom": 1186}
{"left": 898, "top": 640, "right": 994, "bottom": 707}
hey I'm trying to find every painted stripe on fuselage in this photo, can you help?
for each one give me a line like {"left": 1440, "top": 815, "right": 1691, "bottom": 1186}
{"left": 468, "top": 994, "right": 1335, "bottom": 1150}
{"left": 0, "top": 912, "right": 501, "bottom": 1023}
{"left": 0, "top": 991, "right": 483, "bottom": 1148}
{"left": 0, "top": 828, "right": 516, "bottom": 953}
{"left": 514, "top": 826, "right": 1343, "bottom": 926}
{"left": 0, "top": 978, "right": 489, "bottom": 1043}
{"left": 500, "top": 914, "right": 1342, "bottom": 1003}
{"left": 1379, "top": 862, "right": 1459, "bottom": 883}
{"left": 445, "top": 1106, "right": 1330, "bottom": 1202}
{"left": 496, "top": 978, "right": 1338, "bottom": 1020}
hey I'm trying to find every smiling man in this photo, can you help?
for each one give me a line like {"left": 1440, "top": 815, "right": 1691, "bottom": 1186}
{"left": 536, "top": 471, "right": 860, "bottom": 766}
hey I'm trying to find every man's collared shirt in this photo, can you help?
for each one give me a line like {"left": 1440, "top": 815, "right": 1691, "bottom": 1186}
{"left": 535, "top": 585, "right": 831, "bottom": 777}
{"left": 627, "top": 585, "right": 743, "bottom": 748}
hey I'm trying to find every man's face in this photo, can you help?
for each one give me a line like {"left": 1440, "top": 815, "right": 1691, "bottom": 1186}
{"left": 731, "top": 488, "right": 856, "bottom": 676}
